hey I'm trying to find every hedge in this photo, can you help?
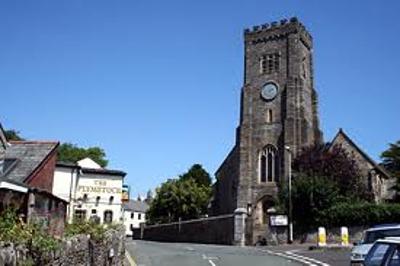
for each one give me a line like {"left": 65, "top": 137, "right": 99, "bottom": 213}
{"left": 316, "top": 202, "right": 400, "bottom": 228}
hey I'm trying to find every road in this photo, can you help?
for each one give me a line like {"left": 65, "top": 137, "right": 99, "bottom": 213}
{"left": 126, "top": 240, "right": 330, "bottom": 266}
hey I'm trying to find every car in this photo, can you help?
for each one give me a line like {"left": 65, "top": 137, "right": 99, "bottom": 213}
{"left": 363, "top": 237, "right": 400, "bottom": 266}
{"left": 351, "top": 225, "right": 400, "bottom": 265}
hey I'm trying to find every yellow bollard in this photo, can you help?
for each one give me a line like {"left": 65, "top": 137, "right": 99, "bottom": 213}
{"left": 318, "top": 227, "right": 326, "bottom": 247}
{"left": 341, "top": 226, "right": 349, "bottom": 246}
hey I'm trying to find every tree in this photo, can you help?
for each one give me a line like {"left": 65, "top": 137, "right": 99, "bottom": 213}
{"left": 279, "top": 175, "right": 340, "bottom": 233}
{"left": 180, "top": 164, "right": 212, "bottom": 187}
{"left": 381, "top": 140, "right": 400, "bottom": 192}
{"left": 146, "top": 178, "right": 212, "bottom": 224}
{"left": 4, "top": 130, "right": 24, "bottom": 141}
{"left": 57, "top": 143, "right": 108, "bottom": 167}
{"left": 293, "top": 144, "right": 369, "bottom": 199}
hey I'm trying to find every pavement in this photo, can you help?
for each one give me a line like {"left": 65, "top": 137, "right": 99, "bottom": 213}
{"left": 125, "top": 239, "right": 350, "bottom": 266}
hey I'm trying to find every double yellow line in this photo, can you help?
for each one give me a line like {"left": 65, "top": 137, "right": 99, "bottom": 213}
{"left": 125, "top": 250, "right": 137, "bottom": 266}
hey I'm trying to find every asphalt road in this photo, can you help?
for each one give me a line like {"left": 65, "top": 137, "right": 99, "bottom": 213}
{"left": 126, "top": 240, "right": 304, "bottom": 266}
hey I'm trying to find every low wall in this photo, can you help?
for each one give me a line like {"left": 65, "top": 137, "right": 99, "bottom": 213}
{"left": 134, "top": 214, "right": 236, "bottom": 245}
{"left": 299, "top": 226, "right": 367, "bottom": 244}
{"left": 0, "top": 226, "right": 125, "bottom": 266}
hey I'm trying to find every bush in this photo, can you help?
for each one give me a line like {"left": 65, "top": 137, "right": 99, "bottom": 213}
{"left": 65, "top": 221, "right": 108, "bottom": 241}
{"left": 0, "top": 208, "right": 59, "bottom": 264}
{"left": 317, "top": 202, "right": 400, "bottom": 228}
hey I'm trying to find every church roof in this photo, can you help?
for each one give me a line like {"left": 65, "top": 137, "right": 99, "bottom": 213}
{"left": 330, "top": 129, "right": 392, "bottom": 179}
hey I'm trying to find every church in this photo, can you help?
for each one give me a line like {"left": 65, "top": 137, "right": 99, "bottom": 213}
{"left": 210, "top": 17, "right": 395, "bottom": 244}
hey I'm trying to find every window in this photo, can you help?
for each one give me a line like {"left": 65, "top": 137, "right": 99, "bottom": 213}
{"left": 104, "top": 210, "right": 113, "bottom": 224}
{"left": 131, "top": 213, "right": 134, "bottom": 219}
{"left": 138, "top": 213, "right": 142, "bottom": 220}
{"left": 91, "top": 209, "right": 97, "bottom": 214}
{"left": 109, "top": 196, "right": 114, "bottom": 205}
{"left": 260, "top": 53, "right": 280, "bottom": 74}
{"left": 96, "top": 196, "right": 100, "bottom": 205}
{"left": 83, "top": 194, "right": 88, "bottom": 202}
{"left": 74, "top": 210, "right": 87, "bottom": 223}
{"left": 267, "top": 109, "right": 273, "bottom": 123}
{"left": 364, "top": 243, "right": 391, "bottom": 266}
{"left": 259, "top": 145, "right": 279, "bottom": 183}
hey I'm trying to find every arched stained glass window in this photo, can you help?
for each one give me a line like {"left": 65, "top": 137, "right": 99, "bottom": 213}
{"left": 260, "top": 145, "right": 279, "bottom": 183}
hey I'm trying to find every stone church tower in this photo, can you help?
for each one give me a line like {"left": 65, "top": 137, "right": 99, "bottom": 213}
{"left": 211, "top": 17, "right": 322, "bottom": 244}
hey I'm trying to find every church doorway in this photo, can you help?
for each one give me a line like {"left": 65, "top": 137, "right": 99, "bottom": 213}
{"left": 254, "top": 196, "right": 275, "bottom": 225}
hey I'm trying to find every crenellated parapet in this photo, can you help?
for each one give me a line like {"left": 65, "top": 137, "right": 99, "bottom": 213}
{"left": 244, "top": 17, "right": 312, "bottom": 48}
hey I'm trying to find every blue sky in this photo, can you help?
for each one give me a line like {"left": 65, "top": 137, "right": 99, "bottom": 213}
{"left": 1, "top": 1, "right": 399, "bottom": 197}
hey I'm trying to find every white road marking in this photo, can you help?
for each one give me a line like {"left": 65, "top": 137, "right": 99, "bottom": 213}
{"left": 261, "top": 248, "right": 331, "bottom": 266}
{"left": 208, "top": 259, "right": 217, "bottom": 266}
{"left": 285, "top": 251, "right": 330, "bottom": 266}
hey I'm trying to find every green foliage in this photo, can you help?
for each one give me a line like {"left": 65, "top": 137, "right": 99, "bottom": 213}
{"left": 57, "top": 143, "right": 108, "bottom": 167}
{"left": 4, "top": 129, "right": 24, "bottom": 141}
{"left": 147, "top": 178, "right": 212, "bottom": 224}
{"left": 0, "top": 208, "right": 59, "bottom": 264}
{"left": 65, "top": 220, "right": 108, "bottom": 241}
{"left": 180, "top": 164, "right": 212, "bottom": 187}
{"left": 279, "top": 175, "right": 341, "bottom": 233}
{"left": 381, "top": 140, "right": 400, "bottom": 192}
{"left": 317, "top": 202, "right": 400, "bottom": 228}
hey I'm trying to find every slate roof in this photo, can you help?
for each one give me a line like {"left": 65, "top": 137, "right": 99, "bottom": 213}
{"left": 123, "top": 200, "right": 149, "bottom": 213}
{"left": 2, "top": 141, "right": 59, "bottom": 183}
{"left": 56, "top": 161, "right": 126, "bottom": 177}
{"left": 330, "top": 129, "right": 392, "bottom": 179}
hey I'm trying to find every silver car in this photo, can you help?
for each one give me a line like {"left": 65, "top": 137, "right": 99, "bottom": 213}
{"left": 351, "top": 225, "right": 400, "bottom": 265}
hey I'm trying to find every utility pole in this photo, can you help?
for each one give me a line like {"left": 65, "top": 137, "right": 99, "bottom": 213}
{"left": 285, "top": 145, "right": 293, "bottom": 244}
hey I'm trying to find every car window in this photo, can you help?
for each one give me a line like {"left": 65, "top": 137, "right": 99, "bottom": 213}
{"left": 364, "top": 243, "right": 392, "bottom": 266}
{"left": 388, "top": 246, "right": 400, "bottom": 266}
{"left": 364, "top": 229, "right": 400, "bottom": 244}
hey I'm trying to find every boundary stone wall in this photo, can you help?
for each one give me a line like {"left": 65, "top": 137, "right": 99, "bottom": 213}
{"left": 0, "top": 226, "right": 125, "bottom": 266}
{"left": 134, "top": 214, "right": 237, "bottom": 245}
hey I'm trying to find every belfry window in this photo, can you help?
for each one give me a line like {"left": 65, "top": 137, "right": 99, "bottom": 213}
{"left": 267, "top": 109, "right": 273, "bottom": 123}
{"left": 260, "top": 145, "right": 279, "bottom": 183}
{"left": 260, "top": 53, "right": 280, "bottom": 74}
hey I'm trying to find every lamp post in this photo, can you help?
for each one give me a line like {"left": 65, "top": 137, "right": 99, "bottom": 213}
{"left": 285, "top": 145, "right": 293, "bottom": 244}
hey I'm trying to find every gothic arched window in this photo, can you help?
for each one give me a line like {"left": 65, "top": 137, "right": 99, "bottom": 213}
{"left": 260, "top": 145, "right": 279, "bottom": 183}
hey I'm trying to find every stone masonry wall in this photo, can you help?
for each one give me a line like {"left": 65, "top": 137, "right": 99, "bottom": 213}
{"left": 134, "top": 214, "right": 235, "bottom": 245}
{"left": 0, "top": 226, "right": 125, "bottom": 266}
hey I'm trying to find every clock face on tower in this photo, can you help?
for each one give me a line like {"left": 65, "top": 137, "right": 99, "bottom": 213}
{"left": 261, "top": 83, "right": 278, "bottom": 101}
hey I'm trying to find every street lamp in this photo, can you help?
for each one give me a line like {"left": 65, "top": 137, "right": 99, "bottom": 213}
{"left": 285, "top": 145, "right": 294, "bottom": 244}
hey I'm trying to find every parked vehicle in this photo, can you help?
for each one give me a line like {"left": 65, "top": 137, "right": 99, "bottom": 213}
{"left": 351, "top": 225, "right": 400, "bottom": 265}
{"left": 363, "top": 237, "right": 400, "bottom": 266}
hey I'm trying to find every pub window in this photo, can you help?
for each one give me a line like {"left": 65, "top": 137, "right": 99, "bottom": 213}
{"left": 83, "top": 194, "right": 88, "bottom": 202}
{"left": 96, "top": 196, "right": 100, "bottom": 206}
{"left": 109, "top": 196, "right": 114, "bottom": 204}
{"left": 91, "top": 209, "right": 97, "bottom": 214}
{"left": 131, "top": 213, "right": 134, "bottom": 219}
{"left": 74, "top": 210, "right": 87, "bottom": 223}
{"left": 259, "top": 145, "right": 279, "bottom": 183}
{"left": 138, "top": 213, "right": 142, "bottom": 220}
{"left": 104, "top": 210, "right": 113, "bottom": 224}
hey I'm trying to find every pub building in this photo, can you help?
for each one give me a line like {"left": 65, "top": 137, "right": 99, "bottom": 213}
{"left": 52, "top": 157, "right": 126, "bottom": 224}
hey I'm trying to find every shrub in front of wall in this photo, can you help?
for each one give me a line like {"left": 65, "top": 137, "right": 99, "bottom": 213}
{"left": 316, "top": 202, "right": 400, "bottom": 228}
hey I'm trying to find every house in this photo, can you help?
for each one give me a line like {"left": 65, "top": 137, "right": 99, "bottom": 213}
{"left": 53, "top": 157, "right": 126, "bottom": 224}
{"left": 0, "top": 123, "right": 67, "bottom": 236}
{"left": 123, "top": 199, "right": 149, "bottom": 236}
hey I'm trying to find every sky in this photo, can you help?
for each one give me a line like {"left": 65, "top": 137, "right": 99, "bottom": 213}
{"left": 1, "top": 0, "right": 399, "bottom": 197}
